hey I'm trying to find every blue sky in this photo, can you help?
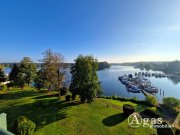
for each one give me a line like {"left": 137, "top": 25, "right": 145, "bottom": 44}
{"left": 0, "top": 0, "right": 180, "bottom": 63}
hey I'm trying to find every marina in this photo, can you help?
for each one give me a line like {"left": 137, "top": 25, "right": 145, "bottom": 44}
{"left": 97, "top": 65, "right": 180, "bottom": 103}
{"left": 118, "top": 74, "right": 159, "bottom": 94}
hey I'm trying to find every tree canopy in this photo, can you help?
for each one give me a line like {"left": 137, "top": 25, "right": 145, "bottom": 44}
{"left": 19, "top": 57, "right": 36, "bottom": 87}
{"left": 9, "top": 57, "right": 36, "bottom": 88}
{"left": 35, "top": 49, "right": 65, "bottom": 91}
{"left": 0, "top": 68, "right": 6, "bottom": 83}
{"left": 70, "top": 55, "right": 101, "bottom": 103}
{"left": 9, "top": 63, "right": 20, "bottom": 85}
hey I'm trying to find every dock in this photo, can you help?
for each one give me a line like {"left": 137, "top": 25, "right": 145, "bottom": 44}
{"left": 141, "top": 89, "right": 154, "bottom": 97}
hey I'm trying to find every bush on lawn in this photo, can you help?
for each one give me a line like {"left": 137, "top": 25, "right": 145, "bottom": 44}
{"left": 0, "top": 85, "right": 7, "bottom": 91}
{"left": 163, "top": 97, "right": 180, "bottom": 109}
{"left": 60, "top": 87, "right": 68, "bottom": 96}
{"left": 105, "top": 96, "right": 112, "bottom": 99}
{"left": 131, "top": 96, "right": 138, "bottom": 101}
{"left": 12, "top": 116, "right": 36, "bottom": 135}
{"left": 66, "top": 95, "right": 71, "bottom": 102}
{"left": 123, "top": 104, "right": 135, "bottom": 115}
{"left": 146, "top": 95, "right": 158, "bottom": 107}
{"left": 112, "top": 95, "right": 119, "bottom": 100}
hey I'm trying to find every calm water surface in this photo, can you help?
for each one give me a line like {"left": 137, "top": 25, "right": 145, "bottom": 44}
{"left": 98, "top": 65, "right": 180, "bottom": 102}
{"left": 4, "top": 66, "right": 180, "bottom": 102}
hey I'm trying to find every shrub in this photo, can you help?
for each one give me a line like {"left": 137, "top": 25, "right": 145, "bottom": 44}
{"left": 60, "top": 87, "right": 68, "bottom": 96}
{"left": 132, "top": 96, "right": 138, "bottom": 101}
{"left": 112, "top": 95, "right": 119, "bottom": 100}
{"left": 12, "top": 116, "right": 36, "bottom": 135}
{"left": 66, "top": 95, "right": 71, "bottom": 102}
{"left": 163, "top": 97, "right": 180, "bottom": 109}
{"left": 0, "top": 85, "right": 7, "bottom": 91}
{"left": 146, "top": 95, "right": 158, "bottom": 107}
{"left": 123, "top": 104, "right": 135, "bottom": 115}
{"left": 6, "top": 82, "right": 14, "bottom": 89}
{"left": 105, "top": 96, "right": 112, "bottom": 99}
{"left": 71, "top": 93, "right": 76, "bottom": 100}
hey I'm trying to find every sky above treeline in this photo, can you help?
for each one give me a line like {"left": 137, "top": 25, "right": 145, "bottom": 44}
{"left": 0, "top": 0, "right": 180, "bottom": 63}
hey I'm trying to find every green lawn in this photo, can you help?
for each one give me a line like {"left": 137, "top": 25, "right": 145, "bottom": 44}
{"left": 0, "top": 89, "right": 157, "bottom": 135}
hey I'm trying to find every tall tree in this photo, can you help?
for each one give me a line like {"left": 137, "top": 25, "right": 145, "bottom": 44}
{"left": 9, "top": 63, "right": 20, "bottom": 86}
{"left": 0, "top": 68, "right": 6, "bottom": 83}
{"left": 70, "top": 55, "right": 101, "bottom": 103}
{"left": 40, "top": 49, "right": 65, "bottom": 92}
{"left": 18, "top": 57, "right": 36, "bottom": 88}
{"left": 34, "top": 69, "right": 47, "bottom": 90}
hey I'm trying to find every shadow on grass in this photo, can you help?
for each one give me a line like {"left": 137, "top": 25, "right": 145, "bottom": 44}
{"left": 102, "top": 113, "right": 128, "bottom": 127}
{"left": 33, "top": 93, "right": 59, "bottom": 99}
{"left": 0, "top": 90, "right": 39, "bottom": 100}
{"left": 0, "top": 97, "right": 81, "bottom": 132}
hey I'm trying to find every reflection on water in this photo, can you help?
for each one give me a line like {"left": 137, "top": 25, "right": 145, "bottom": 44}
{"left": 98, "top": 65, "right": 180, "bottom": 102}
{"left": 3, "top": 67, "right": 11, "bottom": 74}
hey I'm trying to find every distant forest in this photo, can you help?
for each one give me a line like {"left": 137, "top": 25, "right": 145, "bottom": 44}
{"left": 0, "top": 61, "right": 111, "bottom": 71}
{"left": 119, "top": 61, "right": 180, "bottom": 74}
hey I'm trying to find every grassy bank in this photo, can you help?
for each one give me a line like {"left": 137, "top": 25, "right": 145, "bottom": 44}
{"left": 0, "top": 89, "right": 160, "bottom": 135}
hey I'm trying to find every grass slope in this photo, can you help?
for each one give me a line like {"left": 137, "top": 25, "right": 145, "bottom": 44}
{"left": 0, "top": 89, "right": 157, "bottom": 135}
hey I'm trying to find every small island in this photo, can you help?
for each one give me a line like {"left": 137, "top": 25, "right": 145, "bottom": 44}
{"left": 98, "top": 61, "right": 111, "bottom": 70}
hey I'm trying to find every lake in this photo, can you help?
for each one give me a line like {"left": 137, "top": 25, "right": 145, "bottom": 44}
{"left": 4, "top": 65, "right": 180, "bottom": 102}
{"left": 98, "top": 65, "right": 180, "bottom": 102}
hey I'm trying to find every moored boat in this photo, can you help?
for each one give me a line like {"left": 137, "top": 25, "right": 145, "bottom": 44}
{"left": 144, "top": 86, "right": 158, "bottom": 93}
{"left": 126, "top": 85, "right": 141, "bottom": 93}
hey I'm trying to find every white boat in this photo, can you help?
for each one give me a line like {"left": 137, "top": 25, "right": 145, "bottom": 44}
{"left": 125, "top": 83, "right": 141, "bottom": 92}
{"left": 121, "top": 79, "right": 129, "bottom": 84}
{"left": 118, "top": 75, "right": 127, "bottom": 81}
{"left": 144, "top": 86, "right": 158, "bottom": 93}
{"left": 127, "top": 85, "right": 141, "bottom": 93}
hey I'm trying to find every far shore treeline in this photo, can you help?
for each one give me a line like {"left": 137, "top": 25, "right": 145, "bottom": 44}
{"left": 119, "top": 61, "right": 180, "bottom": 74}
{"left": 0, "top": 61, "right": 110, "bottom": 71}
